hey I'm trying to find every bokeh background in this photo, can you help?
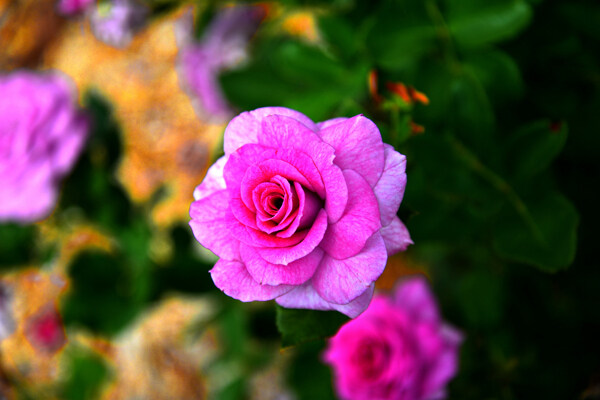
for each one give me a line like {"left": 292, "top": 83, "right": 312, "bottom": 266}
{"left": 1, "top": 0, "right": 599, "bottom": 399}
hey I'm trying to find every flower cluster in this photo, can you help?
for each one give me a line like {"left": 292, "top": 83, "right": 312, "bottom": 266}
{"left": 0, "top": 71, "right": 89, "bottom": 223}
{"left": 190, "top": 107, "right": 412, "bottom": 317}
{"left": 324, "top": 277, "right": 463, "bottom": 400}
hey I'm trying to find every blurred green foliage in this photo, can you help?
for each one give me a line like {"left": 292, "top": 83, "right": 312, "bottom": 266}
{"left": 2, "top": 0, "right": 599, "bottom": 399}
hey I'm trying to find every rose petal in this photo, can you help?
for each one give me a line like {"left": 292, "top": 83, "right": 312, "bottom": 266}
{"left": 374, "top": 144, "right": 407, "bottom": 226}
{"left": 274, "top": 181, "right": 305, "bottom": 238}
{"left": 276, "top": 281, "right": 374, "bottom": 318}
{"left": 257, "top": 208, "right": 328, "bottom": 265}
{"left": 380, "top": 216, "right": 413, "bottom": 255}
{"left": 313, "top": 232, "right": 387, "bottom": 305}
{"left": 224, "top": 144, "right": 273, "bottom": 211}
{"left": 319, "top": 169, "right": 382, "bottom": 260}
{"left": 393, "top": 276, "right": 439, "bottom": 323}
{"left": 318, "top": 115, "right": 385, "bottom": 188}
{"left": 230, "top": 196, "right": 258, "bottom": 229}
{"left": 242, "top": 244, "right": 324, "bottom": 286}
{"left": 224, "top": 107, "right": 317, "bottom": 154}
{"left": 210, "top": 259, "right": 294, "bottom": 301}
{"left": 421, "top": 324, "right": 464, "bottom": 399}
{"left": 189, "top": 190, "right": 241, "bottom": 259}
{"left": 260, "top": 115, "right": 351, "bottom": 218}
{"left": 194, "top": 155, "right": 228, "bottom": 201}
{"left": 51, "top": 114, "right": 89, "bottom": 175}
{"left": 316, "top": 117, "right": 348, "bottom": 131}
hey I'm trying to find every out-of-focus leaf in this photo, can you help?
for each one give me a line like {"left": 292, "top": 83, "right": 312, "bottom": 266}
{"left": 62, "top": 349, "right": 109, "bottom": 400}
{"left": 560, "top": 2, "right": 600, "bottom": 41}
{"left": 463, "top": 49, "right": 524, "bottom": 106}
{"left": 456, "top": 269, "right": 505, "bottom": 329}
{"left": 317, "top": 15, "right": 359, "bottom": 60}
{"left": 221, "top": 39, "right": 368, "bottom": 121}
{"left": 0, "top": 224, "right": 35, "bottom": 268}
{"left": 492, "top": 192, "right": 578, "bottom": 272}
{"left": 447, "top": 0, "right": 532, "bottom": 49}
{"left": 287, "top": 341, "right": 336, "bottom": 400}
{"left": 448, "top": 72, "right": 496, "bottom": 151}
{"left": 506, "top": 120, "right": 568, "bottom": 180}
{"left": 366, "top": 1, "right": 437, "bottom": 70}
{"left": 62, "top": 251, "right": 141, "bottom": 336}
{"left": 276, "top": 306, "right": 348, "bottom": 348}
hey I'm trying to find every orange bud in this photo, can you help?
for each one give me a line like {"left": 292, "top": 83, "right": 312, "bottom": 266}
{"left": 410, "top": 121, "right": 425, "bottom": 134}
{"left": 386, "top": 82, "right": 412, "bottom": 103}
{"left": 368, "top": 70, "right": 383, "bottom": 104}
{"left": 408, "top": 86, "right": 430, "bottom": 105}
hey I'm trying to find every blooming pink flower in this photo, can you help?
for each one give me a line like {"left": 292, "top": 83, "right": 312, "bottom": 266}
{"left": 57, "top": 0, "right": 95, "bottom": 15}
{"left": 189, "top": 107, "right": 412, "bottom": 317}
{"left": 324, "top": 277, "right": 463, "bottom": 400}
{"left": 0, "top": 71, "right": 89, "bottom": 223}
{"left": 177, "top": 6, "right": 264, "bottom": 122}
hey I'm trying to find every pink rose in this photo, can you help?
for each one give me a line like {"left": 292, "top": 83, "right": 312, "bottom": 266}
{"left": 189, "top": 107, "right": 412, "bottom": 317}
{"left": 0, "top": 71, "right": 89, "bottom": 223}
{"left": 323, "top": 277, "right": 463, "bottom": 400}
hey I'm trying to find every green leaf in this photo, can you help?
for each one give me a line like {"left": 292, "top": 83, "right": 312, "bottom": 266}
{"left": 62, "top": 349, "right": 110, "bottom": 400}
{"left": 492, "top": 192, "right": 578, "bottom": 272}
{"left": 447, "top": 71, "right": 495, "bottom": 151}
{"left": 447, "top": 0, "right": 532, "bottom": 49}
{"left": 455, "top": 269, "right": 505, "bottom": 329}
{"left": 221, "top": 39, "right": 367, "bottom": 121}
{"left": 366, "top": 1, "right": 437, "bottom": 70}
{"left": 276, "top": 306, "right": 348, "bottom": 348}
{"left": 0, "top": 223, "right": 36, "bottom": 268}
{"left": 287, "top": 341, "right": 336, "bottom": 400}
{"left": 318, "top": 15, "right": 360, "bottom": 61}
{"left": 62, "top": 251, "right": 142, "bottom": 336}
{"left": 506, "top": 120, "right": 568, "bottom": 180}
{"left": 463, "top": 49, "right": 524, "bottom": 106}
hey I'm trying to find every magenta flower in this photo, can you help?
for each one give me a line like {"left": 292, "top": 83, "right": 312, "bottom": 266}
{"left": 324, "top": 277, "right": 463, "bottom": 400}
{"left": 57, "top": 0, "right": 95, "bottom": 15}
{"left": 189, "top": 107, "right": 412, "bottom": 317}
{"left": 0, "top": 71, "right": 89, "bottom": 223}
{"left": 177, "top": 6, "right": 264, "bottom": 122}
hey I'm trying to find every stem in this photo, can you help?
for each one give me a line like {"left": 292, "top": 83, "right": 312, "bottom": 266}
{"left": 425, "top": 0, "right": 461, "bottom": 74}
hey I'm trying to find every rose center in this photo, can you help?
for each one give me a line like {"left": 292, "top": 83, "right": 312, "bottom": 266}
{"left": 271, "top": 197, "right": 283, "bottom": 210}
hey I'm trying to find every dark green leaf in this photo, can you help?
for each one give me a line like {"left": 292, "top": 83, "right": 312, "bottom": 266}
{"left": 455, "top": 269, "right": 505, "bottom": 329}
{"left": 506, "top": 120, "right": 568, "bottom": 180}
{"left": 463, "top": 49, "right": 524, "bottom": 106}
{"left": 287, "top": 341, "right": 336, "bottom": 400}
{"left": 492, "top": 192, "right": 578, "bottom": 271}
{"left": 0, "top": 224, "right": 36, "bottom": 268}
{"left": 317, "top": 15, "right": 359, "bottom": 60}
{"left": 276, "top": 306, "right": 348, "bottom": 348}
{"left": 447, "top": 0, "right": 532, "bottom": 48}
{"left": 62, "top": 349, "right": 110, "bottom": 400}
{"left": 366, "top": 1, "right": 437, "bottom": 70}
{"left": 62, "top": 251, "right": 142, "bottom": 336}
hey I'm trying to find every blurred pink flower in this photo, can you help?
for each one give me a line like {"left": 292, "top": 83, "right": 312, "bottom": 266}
{"left": 324, "top": 277, "right": 463, "bottom": 400}
{"left": 90, "top": 0, "right": 149, "bottom": 48}
{"left": 177, "top": 6, "right": 264, "bottom": 122}
{"left": 57, "top": 0, "right": 95, "bottom": 15}
{"left": 0, "top": 71, "right": 89, "bottom": 223}
{"left": 189, "top": 107, "right": 412, "bottom": 317}
{"left": 24, "top": 304, "right": 66, "bottom": 354}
